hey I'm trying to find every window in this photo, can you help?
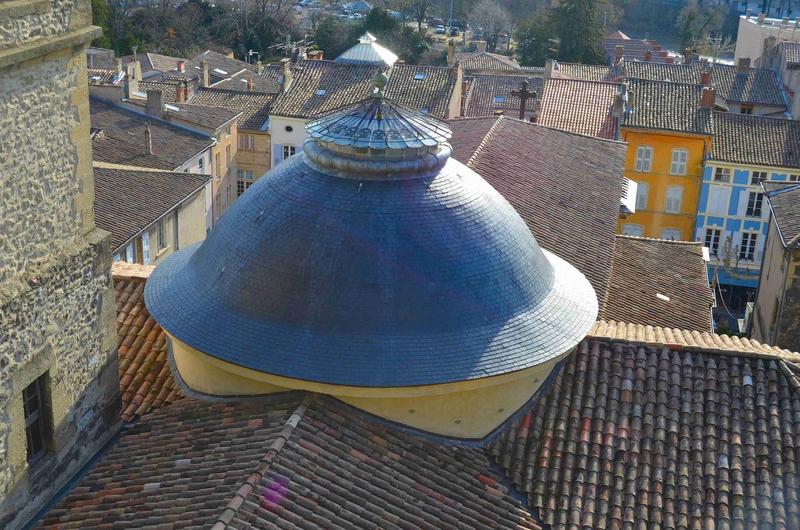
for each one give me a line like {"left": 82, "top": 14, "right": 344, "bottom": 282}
{"left": 173, "top": 211, "right": 179, "bottom": 251}
{"left": 225, "top": 145, "right": 231, "bottom": 171}
{"left": 746, "top": 192, "right": 763, "bottom": 217}
{"left": 215, "top": 153, "right": 221, "bottom": 178}
{"left": 315, "top": 89, "right": 326, "bottom": 96}
{"left": 237, "top": 169, "right": 255, "bottom": 196}
{"left": 713, "top": 167, "right": 731, "bottom": 182}
{"left": 664, "top": 186, "right": 683, "bottom": 213}
{"left": 283, "top": 145, "right": 296, "bottom": 159}
{"left": 740, "top": 105, "right": 754, "bottom": 115}
{"left": 740, "top": 232, "right": 757, "bottom": 260}
{"left": 634, "top": 146, "right": 653, "bottom": 172}
{"left": 142, "top": 231, "right": 150, "bottom": 264}
{"left": 635, "top": 182, "right": 648, "bottom": 210}
{"left": 157, "top": 219, "right": 167, "bottom": 250}
{"left": 704, "top": 228, "right": 721, "bottom": 255}
{"left": 751, "top": 171, "right": 767, "bottom": 185}
{"left": 414, "top": 72, "right": 426, "bottom": 80}
{"left": 790, "top": 174, "right": 800, "bottom": 182}
{"left": 238, "top": 133, "right": 255, "bottom": 151}
{"left": 669, "top": 148, "right": 688, "bottom": 175}
{"left": 661, "top": 228, "right": 681, "bottom": 240}
{"left": 119, "top": 242, "right": 136, "bottom": 263}
{"left": 23, "top": 373, "right": 52, "bottom": 464}
{"left": 493, "top": 96, "right": 505, "bottom": 105}
{"left": 225, "top": 125, "right": 231, "bottom": 137}
{"left": 198, "top": 156, "right": 205, "bottom": 171}
{"left": 622, "top": 223, "right": 643, "bottom": 237}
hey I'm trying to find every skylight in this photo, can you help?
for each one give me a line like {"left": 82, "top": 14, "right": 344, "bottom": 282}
{"left": 315, "top": 89, "right": 327, "bottom": 96}
{"left": 414, "top": 72, "right": 426, "bottom": 80}
{"left": 494, "top": 96, "right": 505, "bottom": 104}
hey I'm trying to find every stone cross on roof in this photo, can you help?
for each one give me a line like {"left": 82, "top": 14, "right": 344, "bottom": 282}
{"left": 511, "top": 78, "right": 536, "bottom": 121}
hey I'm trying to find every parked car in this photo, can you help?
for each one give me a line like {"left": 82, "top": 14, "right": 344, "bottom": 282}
{"left": 429, "top": 17, "right": 445, "bottom": 27}
{"left": 435, "top": 24, "right": 446, "bottom": 34}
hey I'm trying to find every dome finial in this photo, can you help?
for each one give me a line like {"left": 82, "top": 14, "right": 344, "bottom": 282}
{"left": 373, "top": 72, "right": 388, "bottom": 98}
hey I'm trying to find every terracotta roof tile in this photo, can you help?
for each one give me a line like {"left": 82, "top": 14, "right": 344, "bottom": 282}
{"left": 112, "top": 263, "right": 181, "bottom": 421}
{"left": 623, "top": 78, "right": 713, "bottom": 135}
{"left": 463, "top": 74, "right": 543, "bottom": 117}
{"left": 763, "top": 181, "right": 800, "bottom": 248}
{"left": 603, "top": 236, "right": 714, "bottom": 332}
{"left": 456, "top": 50, "right": 522, "bottom": 73}
{"left": 210, "top": 69, "right": 281, "bottom": 94}
{"left": 782, "top": 41, "right": 800, "bottom": 66}
{"left": 552, "top": 62, "right": 614, "bottom": 81}
{"left": 538, "top": 78, "right": 621, "bottom": 139}
{"left": 712, "top": 111, "right": 800, "bottom": 168}
{"left": 189, "top": 88, "right": 277, "bottom": 131}
{"left": 490, "top": 336, "right": 800, "bottom": 528}
{"left": 383, "top": 64, "right": 458, "bottom": 119}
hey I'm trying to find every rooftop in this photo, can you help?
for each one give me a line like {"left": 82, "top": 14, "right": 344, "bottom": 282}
{"left": 93, "top": 166, "right": 209, "bottom": 251}
{"left": 711, "top": 111, "right": 800, "bottom": 168}
{"left": 781, "top": 41, "right": 800, "bottom": 66}
{"left": 623, "top": 78, "right": 713, "bottom": 135}
{"left": 537, "top": 78, "right": 622, "bottom": 139}
{"left": 191, "top": 49, "right": 257, "bottom": 83}
{"left": 551, "top": 61, "right": 614, "bottom": 81}
{"left": 763, "top": 182, "right": 800, "bottom": 248}
{"left": 449, "top": 116, "right": 626, "bottom": 305}
{"left": 189, "top": 88, "right": 277, "bottom": 131}
{"left": 335, "top": 32, "right": 398, "bottom": 67}
{"left": 210, "top": 69, "right": 281, "bottom": 93}
{"left": 90, "top": 98, "right": 214, "bottom": 170}
{"left": 456, "top": 50, "right": 522, "bottom": 73}
{"left": 383, "top": 64, "right": 459, "bottom": 119}
{"left": 605, "top": 236, "right": 714, "bottom": 332}
{"left": 463, "top": 74, "right": 543, "bottom": 117}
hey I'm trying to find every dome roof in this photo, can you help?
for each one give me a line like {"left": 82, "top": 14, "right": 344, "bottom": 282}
{"left": 145, "top": 89, "right": 598, "bottom": 389}
{"left": 335, "top": 33, "right": 398, "bottom": 67}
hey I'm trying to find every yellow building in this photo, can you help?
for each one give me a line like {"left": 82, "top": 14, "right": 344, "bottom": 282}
{"left": 145, "top": 85, "right": 598, "bottom": 442}
{"left": 618, "top": 79, "right": 715, "bottom": 241}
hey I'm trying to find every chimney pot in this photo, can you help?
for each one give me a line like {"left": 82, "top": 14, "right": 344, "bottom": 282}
{"left": 255, "top": 60, "right": 263, "bottom": 74}
{"left": 201, "top": 60, "right": 210, "bottom": 87}
{"left": 144, "top": 123, "right": 153, "bottom": 155}
{"left": 737, "top": 57, "right": 751, "bottom": 72}
{"left": 280, "top": 58, "right": 293, "bottom": 93}
{"left": 246, "top": 76, "right": 253, "bottom": 92}
{"left": 644, "top": 49, "right": 652, "bottom": 62}
{"left": 447, "top": 39, "right": 455, "bottom": 65}
{"left": 476, "top": 40, "right": 487, "bottom": 54}
{"left": 758, "top": 12, "right": 766, "bottom": 24}
{"left": 177, "top": 60, "right": 185, "bottom": 73}
{"left": 701, "top": 86, "right": 716, "bottom": 108}
{"left": 700, "top": 69, "right": 712, "bottom": 85}
{"left": 746, "top": 8, "right": 751, "bottom": 18}
{"left": 145, "top": 89, "right": 165, "bottom": 118}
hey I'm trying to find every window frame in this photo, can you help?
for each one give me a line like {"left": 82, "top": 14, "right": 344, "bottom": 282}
{"left": 635, "top": 181, "right": 648, "bottom": 210}
{"left": 750, "top": 170, "right": 767, "bottom": 185}
{"left": 157, "top": 218, "right": 167, "bottom": 250}
{"left": 282, "top": 145, "right": 296, "bottom": 160}
{"left": 669, "top": 148, "right": 688, "bottom": 175}
{"left": 704, "top": 228, "right": 721, "bottom": 256}
{"left": 23, "top": 373, "right": 53, "bottom": 465}
{"left": 790, "top": 174, "right": 800, "bottom": 182}
{"left": 634, "top": 145, "right": 653, "bottom": 173}
{"left": 661, "top": 228, "right": 681, "bottom": 241}
{"left": 238, "top": 133, "right": 255, "bottom": 151}
{"left": 740, "top": 232, "right": 758, "bottom": 260}
{"left": 622, "top": 223, "right": 644, "bottom": 237}
{"left": 664, "top": 185, "right": 683, "bottom": 214}
{"left": 713, "top": 167, "right": 731, "bottom": 183}
{"left": 746, "top": 191, "right": 764, "bottom": 217}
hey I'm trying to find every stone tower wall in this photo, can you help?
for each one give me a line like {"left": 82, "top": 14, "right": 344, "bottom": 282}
{"left": 0, "top": 1, "right": 119, "bottom": 527}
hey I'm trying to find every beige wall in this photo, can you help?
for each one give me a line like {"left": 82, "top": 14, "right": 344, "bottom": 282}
{"left": 752, "top": 219, "right": 789, "bottom": 343}
{"left": 211, "top": 122, "right": 238, "bottom": 222}
{"left": 235, "top": 130, "right": 271, "bottom": 180}
{"left": 0, "top": 1, "right": 119, "bottom": 527}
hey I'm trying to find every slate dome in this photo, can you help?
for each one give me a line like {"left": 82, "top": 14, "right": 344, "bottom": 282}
{"left": 145, "top": 86, "right": 598, "bottom": 390}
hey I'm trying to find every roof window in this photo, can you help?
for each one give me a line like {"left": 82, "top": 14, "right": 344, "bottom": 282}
{"left": 494, "top": 96, "right": 505, "bottom": 104}
{"left": 315, "top": 89, "right": 327, "bottom": 96}
{"left": 414, "top": 72, "right": 426, "bottom": 80}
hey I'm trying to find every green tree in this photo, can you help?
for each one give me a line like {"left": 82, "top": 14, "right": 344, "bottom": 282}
{"left": 313, "top": 16, "right": 357, "bottom": 59}
{"left": 91, "top": 0, "right": 113, "bottom": 48}
{"left": 550, "top": 0, "right": 605, "bottom": 64}
{"left": 676, "top": 0, "right": 725, "bottom": 50}
{"left": 514, "top": 14, "right": 557, "bottom": 66}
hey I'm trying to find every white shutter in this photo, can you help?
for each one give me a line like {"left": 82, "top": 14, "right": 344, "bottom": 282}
{"left": 737, "top": 191, "right": 750, "bottom": 217}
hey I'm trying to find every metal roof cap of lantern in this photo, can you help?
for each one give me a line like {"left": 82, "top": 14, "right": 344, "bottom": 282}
{"left": 304, "top": 73, "right": 453, "bottom": 179}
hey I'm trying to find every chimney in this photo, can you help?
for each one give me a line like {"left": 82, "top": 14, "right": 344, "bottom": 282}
{"left": 144, "top": 123, "right": 153, "bottom": 155}
{"left": 145, "top": 89, "right": 164, "bottom": 118}
{"left": 246, "top": 76, "right": 253, "bottom": 92}
{"left": 88, "top": 53, "right": 94, "bottom": 69}
{"left": 280, "top": 58, "right": 293, "bottom": 93}
{"left": 614, "top": 45, "right": 624, "bottom": 65}
{"left": 176, "top": 80, "right": 187, "bottom": 103}
{"left": 737, "top": 57, "right": 751, "bottom": 73}
{"left": 476, "top": 40, "right": 487, "bottom": 53}
{"left": 255, "top": 59, "right": 263, "bottom": 74}
{"left": 746, "top": 8, "right": 751, "bottom": 18}
{"left": 308, "top": 50, "right": 324, "bottom": 60}
{"left": 612, "top": 82, "right": 627, "bottom": 118}
{"left": 701, "top": 86, "right": 716, "bottom": 108}
{"left": 544, "top": 58, "right": 555, "bottom": 82}
{"left": 116, "top": 58, "right": 123, "bottom": 73}
{"left": 644, "top": 49, "right": 652, "bottom": 62}
{"left": 177, "top": 60, "right": 185, "bottom": 73}
{"left": 700, "top": 68, "right": 712, "bottom": 85}
{"left": 758, "top": 12, "right": 766, "bottom": 24}
{"left": 125, "top": 60, "right": 139, "bottom": 99}
{"left": 447, "top": 38, "right": 455, "bottom": 65}
{"left": 201, "top": 60, "right": 210, "bottom": 87}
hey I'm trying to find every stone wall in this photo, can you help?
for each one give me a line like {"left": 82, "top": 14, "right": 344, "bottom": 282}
{"left": 777, "top": 250, "right": 800, "bottom": 352}
{"left": 0, "top": 1, "right": 118, "bottom": 527}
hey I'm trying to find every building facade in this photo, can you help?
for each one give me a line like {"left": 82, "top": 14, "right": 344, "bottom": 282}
{"left": 0, "top": 1, "right": 119, "bottom": 527}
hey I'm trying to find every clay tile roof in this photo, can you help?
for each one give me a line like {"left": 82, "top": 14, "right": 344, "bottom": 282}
{"left": 711, "top": 111, "right": 800, "bottom": 168}
{"left": 490, "top": 336, "right": 800, "bottom": 529}
{"left": 189, "top": 87, "right": 277, "bottom": 131}
{"left": 137, "top": 80, "right": 183, "bottom": 103}
{"left": 90, "top": 98, "right": 214, "bottom": 170}
{"left": 449, "top": 116, "right": 626, "bottom": 303}
{"left": 623, "top": 78, "right": 713, "bottom": 135}
{"left": 39, "top": 395, "right": 543, "bottom": 529}
{"left": 383, "top": 64, "right": 458, "bottom": 119}
{"left": 457, "top": 50, "right": 522, "bottom": 73}
{"left": 763, "top": 181, "right": 800, "bottom": 248}
{"left": 211, "top": 69, "right": 281, "bottom": 93}
{"left": 463, "top": 74, "right": 543, "bottom": 117}
{"left": 782, "top": 41, "right": 800, "bottom": 65}
{"left": 603, "top": 236, "right": 714, "bottom": 332}
{"left": 259, "top": 63, "right": 284, "bottom": 83}
{"left": 270, "top": 59, "right": 380, "bottom": 118}
{"left": 552, "top": 62, "right": 614, "bottom": 81}
{"left": 191, "top": 49, "right": 257, "bottom": 82}
{"left": 538, "top": 78, "right": 621, "bottom": 139}
{"left": 87, "top": 68, "right": 121, "bottom": 86}
{"left": 112, "top": 262, "right": 180, "bottom": 421}
{"left": 604, "top": 37, "right": 673, "bottom": 63}
{"left": 93, "top": 167, "right": 210, "bottom": 251}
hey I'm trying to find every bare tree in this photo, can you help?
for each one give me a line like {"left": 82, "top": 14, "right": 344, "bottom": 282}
{"left": 469, "top": 0, "right": 511, "bottom": 52}
{"left": 412, "top": 0, "right": 433, "bottom": 32}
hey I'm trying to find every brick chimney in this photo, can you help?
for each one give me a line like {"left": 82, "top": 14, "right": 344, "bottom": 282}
{"left": 144, "top": 123, "right": 153, "bottom": 155}
{"left": 246, "top": 76, "right": 253, "bottom": 92}
{"left": 476, "top": 40, "right": 487, "bottom": 53}
{"left": 280, "top": 58, "right": 293, "bottom": 93}
{"left": 614, "top": 45, "right": 624, "bottom": 65}
{"left": 201, "top": 60, "right": 210, "bottom": 87}
{"left": 701, "top": 86, "right": 716, "bottom": 108}
{"left": 644, "top": 49, "right": 652, "bottom": 62}
{"left": 700, "top": 68, "right": 712, "bottom": 85}
{"left": 308, "top": 50, "right": 324, "bottom": 60}
{"left": 758, "top": 12, "right": 766, "bottom": 24}
{"left": 737, "top": 57, "right": 751, "bottom": 73}
{"left": 447, "top": 38, "right": 455, "bottom": 65}
{"left": 255, "top": 60, "right": 263, "bottom": 74}
{"left": 177, "top": 60, "right": 185, "bottom": 73}
{"left": 145, "top": 89, "right": 164, "bottom": 118}
{"left": 544, "top": 59, "right": 555, "bottom": 82}
{"left": 176, "top": 80, "right": 187, "bottom": 103}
